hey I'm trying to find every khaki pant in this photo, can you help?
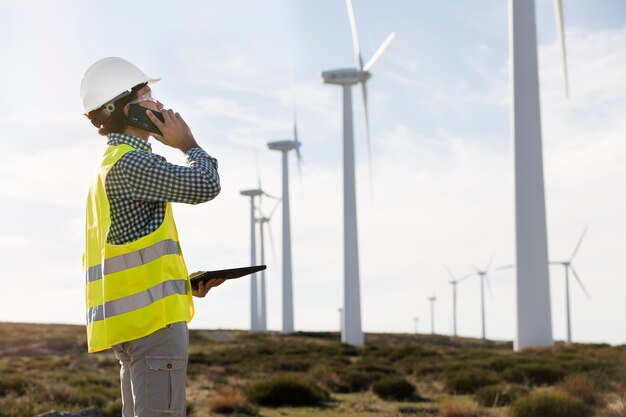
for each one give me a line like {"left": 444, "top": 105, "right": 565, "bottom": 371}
{"left": 112, "top": 322, "right": 189, "bottom": 417}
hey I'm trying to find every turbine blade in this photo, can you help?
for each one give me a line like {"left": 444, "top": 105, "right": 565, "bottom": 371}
{"left": 570, "top": 266, "right": 591, "bottom": 300}
{"left": 361, "top": 81, "right": 373, "bottom": 192}
{"left": 444, "top": 264, "right": 456, "bottom": 281}
{"left": 292, "top": 87, "right": 304, "bottom": 185}
{"left": 252, "top": 136, "right": 262, "bottom": 189}
{"left": 458, "top": 273, "right": 474, "bottom": 283}
{"left": 262, "top": 190, "right": 279, "bottom": 200}
{"left": 255, "top": 159, "right": 265, "bottom": 211}
{"left": 553, "top": 0, "right": 570, "bottom": 97}
{"left": 292, "top": 79, "right": 299, "bottom": 144}
{"left": 345, "top": 0, "right": 363, "bottom": 70}
{"left": 569, "top": 226, "right": 588, "bottom": 262}
{"left": 295, "top": 143, "right": 303, "bottom": 186}
{"left": 268, "top": 197, "right": 282, "bottom": 219}
{"left": 486, "top": 250, "right": 497, "bottom": 272}
{"left": 496, "top": 264, "right": 514, "bottom": 270}
{"left": 267, "top": 220, "right": 278, "bottom": 269}
{"left": 363, "top": 32, "right": 396, "bottom": 72}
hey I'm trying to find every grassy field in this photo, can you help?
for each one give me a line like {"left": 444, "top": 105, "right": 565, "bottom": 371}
{"left": 0, "top": 322, "right": 624, "bottom": 417}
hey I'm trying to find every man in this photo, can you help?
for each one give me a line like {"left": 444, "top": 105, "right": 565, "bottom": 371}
{"left": 81, "top": 57, "right": 223, "bottom": 416}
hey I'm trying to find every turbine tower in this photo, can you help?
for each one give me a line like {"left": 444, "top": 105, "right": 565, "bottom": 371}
{"left": 240, "top": 188, "right": 263, "bottom": 331}
{"left": 255, "top": 200, "right": 280, "bottom": 332}
{"left": 510, "top": 0, "right": 569, "bottom": 350}
{"left": 550, "top": 227, "right": 591, "bottom": 344}
{"left": 473, "top": 270, "right": 492, "bottom": 341}
{"left": 444, "top": 265, "right": 472, "bottom": 337}
{"left": 320, "top": 0, "right": 395, "bottom": 347}
{"left": 427, "top": 296, "right": 437, "bottom": 335}
{"left": 257, "top": 215, "right": 269, "bottom": 331}
{"left": 267, "top": 101, "right": 302, "bottom": 334}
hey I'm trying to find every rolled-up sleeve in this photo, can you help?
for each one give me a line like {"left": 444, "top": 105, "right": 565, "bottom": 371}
{"left": 119, "top": 147, "right": 221, "bottom": 204}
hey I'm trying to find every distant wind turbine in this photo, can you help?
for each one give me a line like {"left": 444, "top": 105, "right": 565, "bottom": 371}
{"left": 510, "top": 0, "right": 570, "bottom": 350}
{"left": 255, "top": 199, "right": 281, "bottom": 332}
{"left": 320, "top": 0, "right": 395, "bottom": 347}
{"left": 467, "top": 253, "right": 496, "bottom": 340}
{"left": 413, "top": 317, "right": 419, "bottom": 334}
{"left": 550, "top": 227, "right": 591, "bottom": 344}
{"left": 267, "top": 91, "right": 303, "bottom": 335}
{"left": 240, "top": 188, "right": 264, "bottom": 331}
{"left": 427, "top": 295, "right": 437, "bottom": 335}
{"left": 444, "top": 264, "right": 472, "bottom": 338}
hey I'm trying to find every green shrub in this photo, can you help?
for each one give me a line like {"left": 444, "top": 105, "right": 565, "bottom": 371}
{"left": 338, "top": 370, "right": 381, "bottom": 393}
{"left": 445, "top": 368, "right": 500, "bottom": 394}
{"left": 245, "top": 376, "right": 328, "bottom": 407}
{"left": 372, "top": 377, "right": 416, "bottom": 401}
{"left": 0, "top": 375, "right": 39, "bottom": 396}
{"left": 265, "top": 358, "right": 312, "bottom": 372}
{"left": 188, "top": 351, "right": 212, "bottom": 365}
{"left": 488, "top": 355, "right": 526, "bottom": 372}
{"left": 352, "top": 360, "right": 396, "bottom": 375}
{"left": 503, "top": 363, "right": 566, "bottom": 386}
{"left": 473, "top": 383, "right": 529, "bottom": 407}
{"left": 510, "top": 391, "right": 593, "bottom": 417}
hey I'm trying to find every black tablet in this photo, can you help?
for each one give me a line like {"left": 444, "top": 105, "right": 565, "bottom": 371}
{"left": 190, "top": 265, "right": 266, "bottom": 289}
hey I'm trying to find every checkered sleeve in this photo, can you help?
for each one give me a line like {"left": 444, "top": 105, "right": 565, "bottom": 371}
{"left": 118, "top": 147, "right": 221, "bottom": 204}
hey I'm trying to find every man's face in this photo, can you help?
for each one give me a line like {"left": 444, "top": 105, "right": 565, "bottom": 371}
{"left": 128, "top": 85, "right": 164, "bottom": 112}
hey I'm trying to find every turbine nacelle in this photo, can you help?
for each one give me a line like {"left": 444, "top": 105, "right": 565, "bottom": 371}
{"left": 268, "top": 139, "right": 299, "bottom": 152}
{"left": 240, "top": 189, "right": 264, "bottom": 198}
{"left": 320, "top": 68, "right": 370, "bottom": 86}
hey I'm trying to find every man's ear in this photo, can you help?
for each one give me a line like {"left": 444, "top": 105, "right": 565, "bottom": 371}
{"left": 124, "top": 104, "right": 130, "bottom": 118}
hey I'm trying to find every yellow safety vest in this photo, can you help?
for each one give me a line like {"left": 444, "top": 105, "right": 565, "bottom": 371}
{"left": 83, "top": 144, "right": 194, "bottom": 353}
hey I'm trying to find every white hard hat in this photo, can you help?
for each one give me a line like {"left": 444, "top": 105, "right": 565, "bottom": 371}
{"left": 80, "top": 57, "right": 160, "bottom": 114}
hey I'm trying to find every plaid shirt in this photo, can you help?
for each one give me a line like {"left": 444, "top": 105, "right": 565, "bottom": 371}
{"left": 105, "top": 133, "right": 220, "bottom": 245}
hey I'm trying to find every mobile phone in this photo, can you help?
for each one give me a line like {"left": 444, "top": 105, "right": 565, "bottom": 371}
{"left": 127, "top": 103, "right": 164, "bottom": 135}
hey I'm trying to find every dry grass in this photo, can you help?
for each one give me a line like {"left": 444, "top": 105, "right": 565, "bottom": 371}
{"left": 559, "top": 372, "right": 607, "bottom": 405}
{"left": 603, "top": 397, "right": 626, "bottom": 417}
{"left": 207, "top": 386, "right": 256, "bottom": 414}
{"left": 438, "top": 398, "right": 482, "bottom": 417}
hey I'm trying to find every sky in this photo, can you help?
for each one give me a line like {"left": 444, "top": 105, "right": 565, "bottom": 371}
{"left": 0, "top": 0, "right": 624, "bottom": 346}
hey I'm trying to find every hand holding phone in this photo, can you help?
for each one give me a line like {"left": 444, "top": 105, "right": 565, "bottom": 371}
{"left": 145, "top": 107, "right": 200, "bottom": 153}
{"left": 127, "top": 103, "right": 164, "bottom": 135}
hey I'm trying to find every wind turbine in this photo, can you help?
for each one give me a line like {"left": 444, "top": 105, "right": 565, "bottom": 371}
{"left": 240, "top": 188, "right": 263, "bottom": 331}
{"left": 320, "top": 0, "right": 395, "bottom": 347}
{"left": 444, "top": 265, "right": 472, "bottom": 337}
{"left": 510, "top": 0, "right": 570, "bottom": 350}
{"left": 413, "top": 317, "right": 420, "bottom": 334}
{"left": 427, "top": 296, "right": 437, "bottom": 335}
{"left": 467, "top": 253, "right": 496, "bottom": 340}
{"left": 255, "top": 199, "right": 281, "bottom": 332}
{"left": 550, "top": 227, "right": 591, "bottom": 344}
{"left": 267, "top": 94, "right": 303, "bottom": 335}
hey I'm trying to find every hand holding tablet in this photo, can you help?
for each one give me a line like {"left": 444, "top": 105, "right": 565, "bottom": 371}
{"left": 189, "top": 265, "right": 266, "bottom": 290}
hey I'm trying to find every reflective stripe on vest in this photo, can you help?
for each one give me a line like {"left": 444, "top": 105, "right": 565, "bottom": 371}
{"left": 83, "top": 144, "right": 194, "bottom": 353}
{"left": 87, "top": 279, "right": 188, "bottom": 323}
{"left": 85, "top": 239, "right": 180, "bottom": 284}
